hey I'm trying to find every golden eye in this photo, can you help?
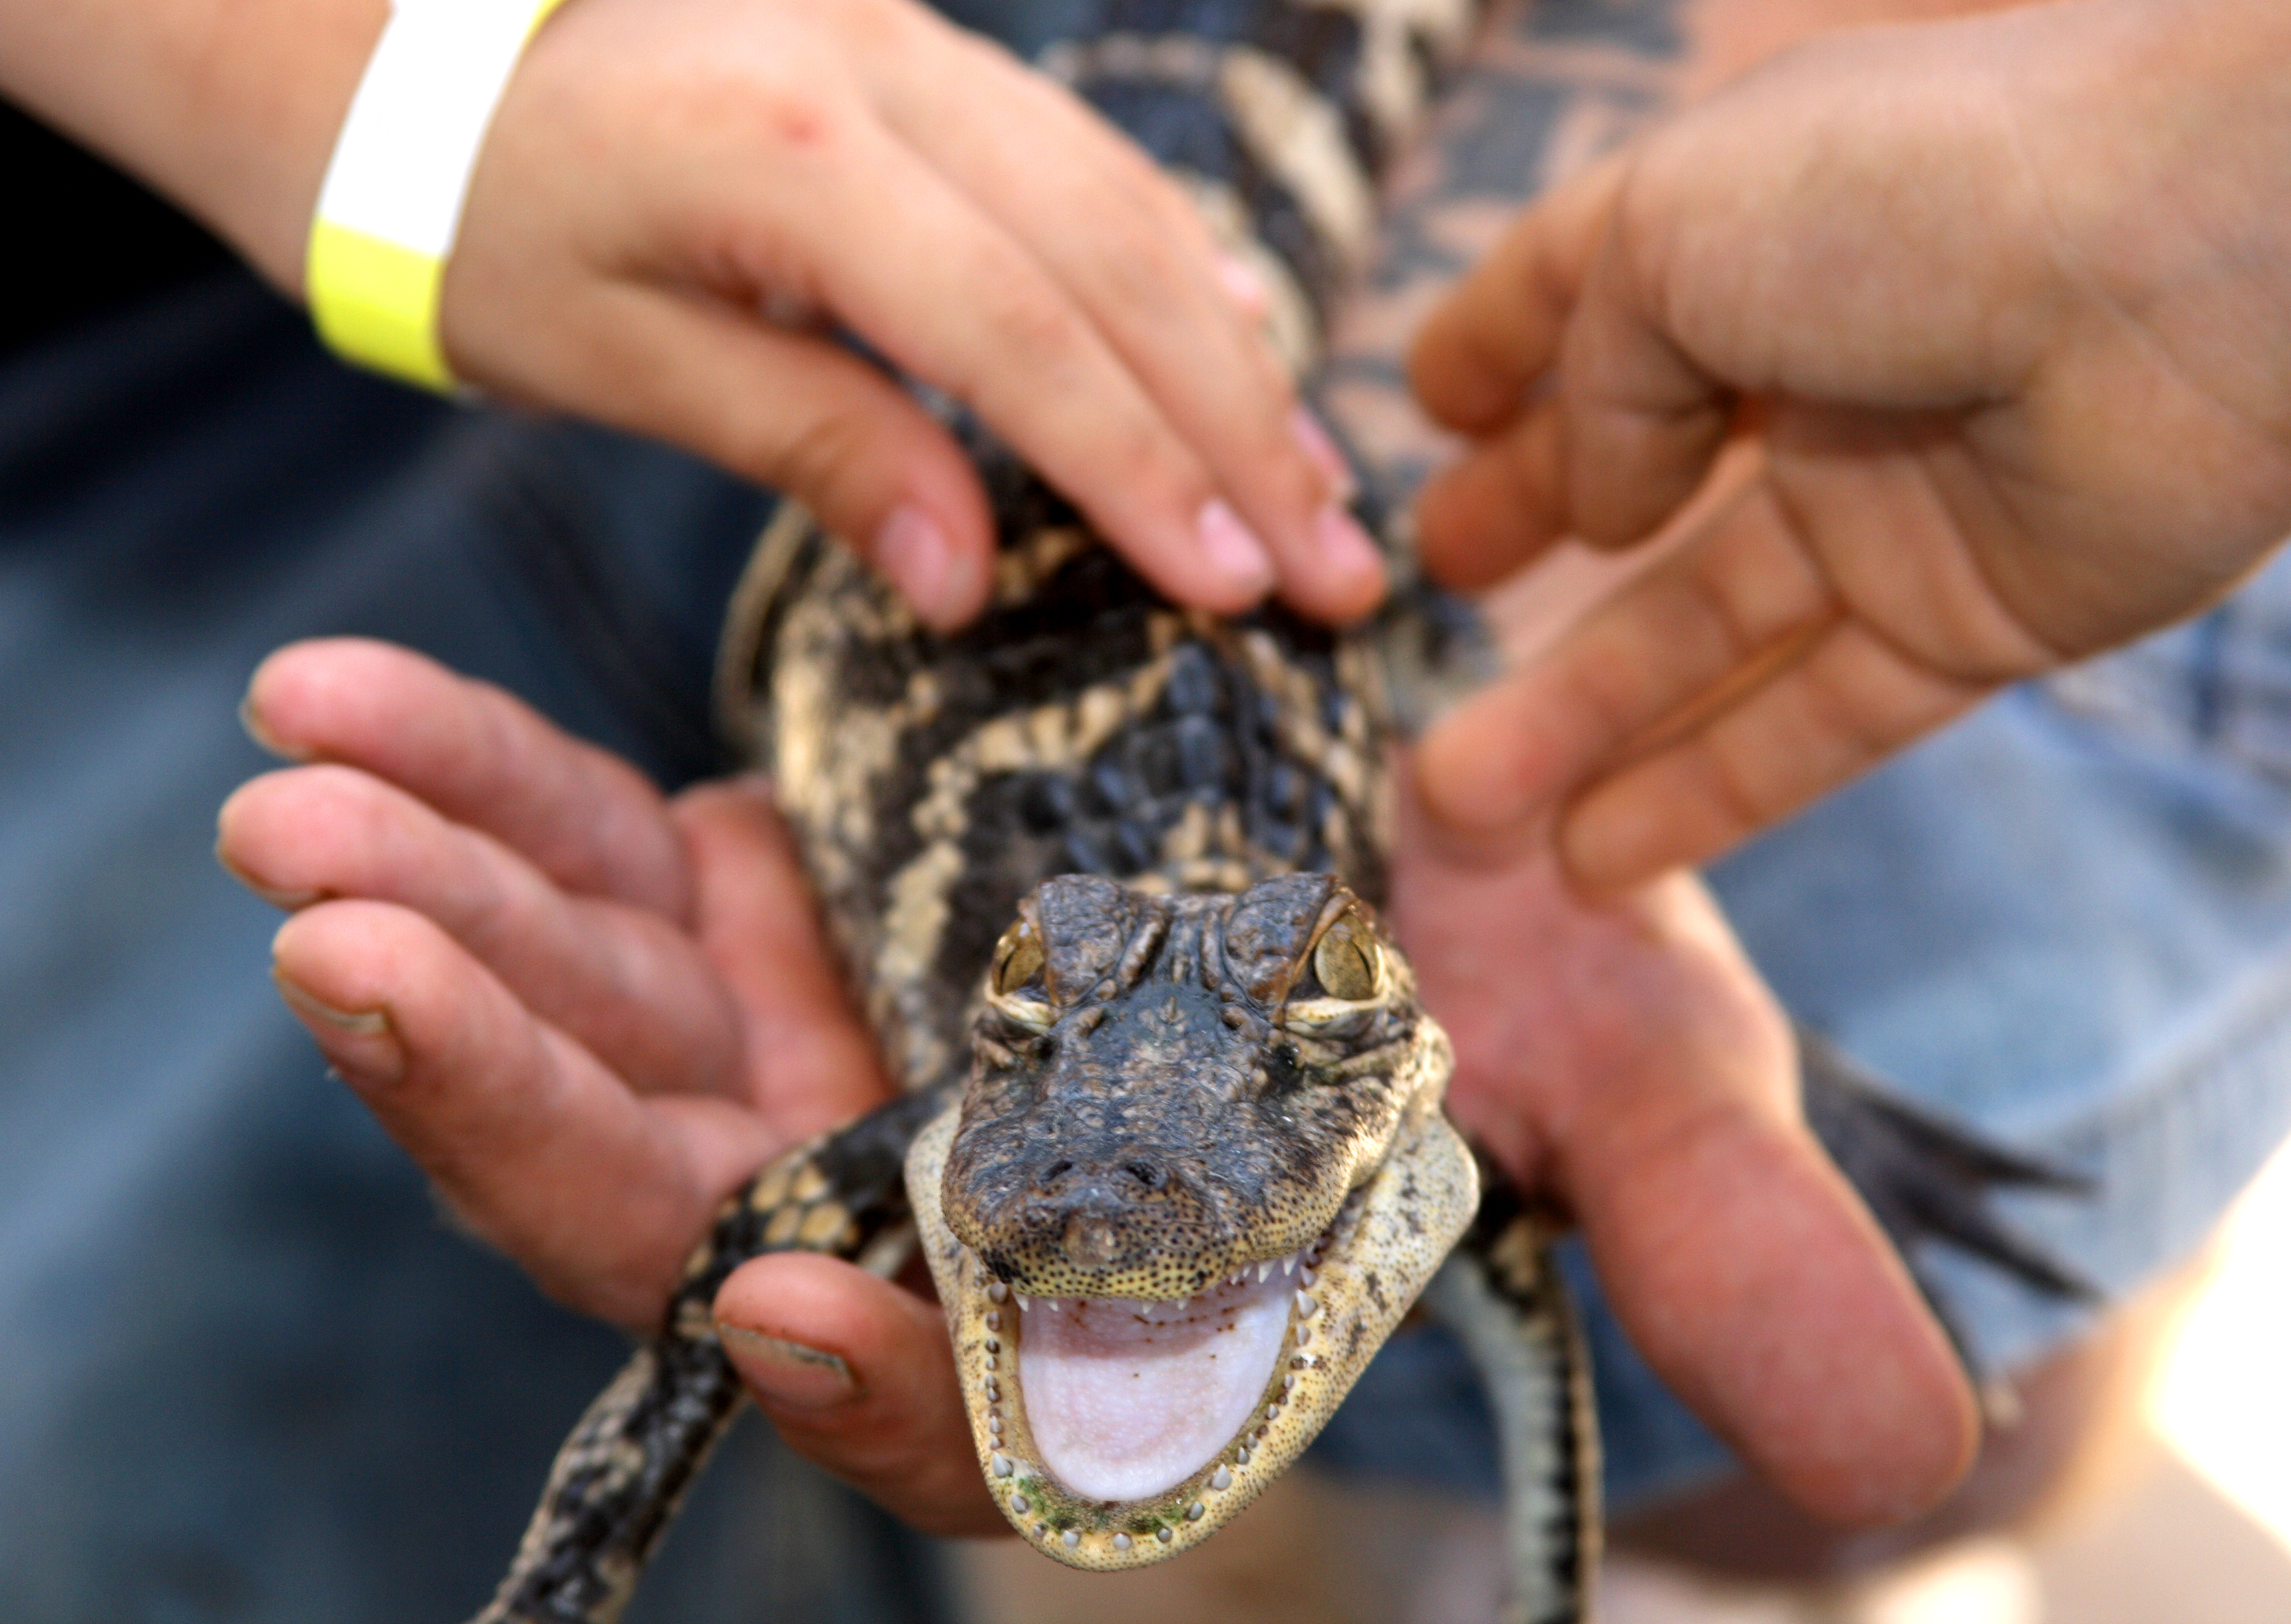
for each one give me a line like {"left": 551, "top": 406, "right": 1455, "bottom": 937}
{"left": 1312, "top": 911, "right": 1378, "bottom": 1001}
{"left": 993, "top": 919, "right": 1046, "bottom": 998}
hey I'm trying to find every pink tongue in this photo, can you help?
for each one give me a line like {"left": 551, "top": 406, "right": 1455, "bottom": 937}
{"left": 1018, "top": 1272, "right": 1291, "bottom": 1502}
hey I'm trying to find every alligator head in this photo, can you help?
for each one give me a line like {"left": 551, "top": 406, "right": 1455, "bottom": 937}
{"left": 905, "top": 871, "right": 1472, "bottom": 1567}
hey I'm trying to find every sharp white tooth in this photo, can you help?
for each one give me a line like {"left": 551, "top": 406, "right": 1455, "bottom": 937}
{"left": 1177, "top": 1297, "right": 1190, "bottom": 1312}
{"left": 1230, "top": 1271, "right": 1245, "bottom": 1287}
{"left": 1257, "top": 1262, "right": 1273, "bottom": 1283}
{"left": 1046, "top": 1297, "right": 1062, "bottom": 1312}
{"left": 1300, "top": 1268, "right": 1316, "bottom": 1288}
{"left": 1211, "top": 1466, "right": 1232, "bottom": 1490}
{"left": 1283, "top": 1255, "right": 1297, "bottom": 1276}
{"left": 993, "top": 1454, "right": 1013, "bottom": 1477}
{"left": 1016, "top": 1293, "right": 1030, "bottom": 1312}
{"left": 1296, "top": 1291, "right": 1318, "bottom": 1317}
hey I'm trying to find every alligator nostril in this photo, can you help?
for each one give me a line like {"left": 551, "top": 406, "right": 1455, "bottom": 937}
{"left": 1037, "top": 1160, "right": 1074, "bottom": 1190}
{"left": 1122, "top": 1162, "right": 1163, "bottom": 1192}
{"left": 1064, "top": 1213, "right": 1122, "bottom": 1268}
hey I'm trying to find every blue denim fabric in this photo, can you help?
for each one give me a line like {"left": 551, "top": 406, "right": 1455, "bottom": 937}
{"left": 0, "top": 271, "right": 947, "bottom": 1623}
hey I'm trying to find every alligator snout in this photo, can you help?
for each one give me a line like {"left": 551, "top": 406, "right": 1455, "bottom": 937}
{"left": 944, "top": 1133, "right": 1230, "bottom": 1297}
{"left": 1029, "top": 1158, "right": 1175, "bottom": 1268}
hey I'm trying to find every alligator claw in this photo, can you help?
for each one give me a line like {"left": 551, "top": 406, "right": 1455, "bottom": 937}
{"left": 1797, "top": 1025, "right": 2101, "bottom": 1396}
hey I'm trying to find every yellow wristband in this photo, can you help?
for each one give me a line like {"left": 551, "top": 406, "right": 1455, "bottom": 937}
{"left": 307, "top": 0, "right": 572, "bottom": 390}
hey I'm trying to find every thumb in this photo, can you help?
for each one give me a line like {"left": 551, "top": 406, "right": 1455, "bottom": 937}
{"left": 1555, "top": 193, "right": 1734, "bottom": 550}
{"left": 716, "top": 1252, "right": 1005, "bottom": 1539}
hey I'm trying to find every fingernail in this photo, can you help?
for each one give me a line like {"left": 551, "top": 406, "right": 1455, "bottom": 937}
{"left": 215, "top": 831, "right": 325, "bottom": 909}
{"left": 1196, "top": 499, "right": 1276, "bottom": 597}
{"left": 237, "top": 694, "right": 310, "bottom": 762}
{"left": 273, "top": 969, "right": 403, "bottom": 1083}
{"left": 1316, "top": 504, "right": 1384, "bottom": 591}
{"left": 873, "top": 506, "right": 959, "bottom": 629}
{"left": 1291, "top": 408, "right": 1357, "bottom": 502}
{"left": 719, "top": 1323, "right": 857, "bottom": 1411}
{"left": 1216, "top": 253, "right": 1269, "bottom": 317}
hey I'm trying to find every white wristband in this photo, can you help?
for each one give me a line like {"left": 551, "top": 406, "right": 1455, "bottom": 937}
{"left": 307, "top": 0, "right": 571, "bottom": 390}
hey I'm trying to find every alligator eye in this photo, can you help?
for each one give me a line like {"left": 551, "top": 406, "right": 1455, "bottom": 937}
{"left": 993, "top": 919, "right": 1046, "bottom": 997}
{"left": 1312, "top": 910, "right": 1378, "bottom": 1001}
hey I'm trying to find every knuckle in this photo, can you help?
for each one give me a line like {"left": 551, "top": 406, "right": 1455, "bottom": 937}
{"left": 669, "top": 49, "right": 859, "bottom": 164}
{"left": 749, "top": 405, "right": 882, "bottom": 518}
{"left": 977, "top": 275, "right": 1091, "bottom": 377}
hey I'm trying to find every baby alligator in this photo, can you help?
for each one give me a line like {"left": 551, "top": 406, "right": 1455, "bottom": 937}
{"left": 466, "top": 0, "right": 2091, "bottom": 1618}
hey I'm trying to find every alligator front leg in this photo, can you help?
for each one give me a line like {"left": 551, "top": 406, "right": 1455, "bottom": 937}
{"left": 472, "top": 1088, "right": 949, "bottom": 1624}
{"left": 1422, "top": 1172, "right": 1601, "bottom": 1624}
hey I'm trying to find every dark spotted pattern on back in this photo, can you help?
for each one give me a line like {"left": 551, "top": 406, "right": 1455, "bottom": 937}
{"left": 762, "top": 513, "right": 1392, "bottom": 1101}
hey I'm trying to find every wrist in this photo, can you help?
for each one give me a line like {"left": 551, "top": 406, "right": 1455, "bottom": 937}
{"left": 307, "top": 0, "right": 577, "bottom": 388}
{"left": 0, "top": 0, "right": 386, "bottom": 292}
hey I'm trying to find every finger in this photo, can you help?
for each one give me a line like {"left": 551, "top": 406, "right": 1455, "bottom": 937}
{"left": 875, "top": 27, "right": 1384, "bottom": 621}
{"left": 1559, "top": 617, "right": 1991, "bottom": 892}
{"left": 243, "top": 639, "right": 692, "bottom": 917}
{"left": 1555, "top": 180, "right": 1735, "bottom": 547}
{"left": 1408, "top": 156, "right": 1626, "bottom": 434}
{"left": 716, "top": 1252, "right": 1004, "bottom": 1539}
{"left": 1412, "top": 394, "right": 1570, "bottom": 591}
{"left": 675, "top": 780, "right": 895, "bottom": 1137}
{"left": 1564, "top": 1066, "right": 1980, "bottom": 1524}
{"left": 1414, "top": 481, "right": 1835, "bottom": 844}
{"left": 220, "top": 763, "right": 744, "bottom": 1099}
{"left": 722, "top": 103, "right": 1285, "bottom": 616}
{"left": 456, "top": 265, "right": 1002, "bottom": 632}
{"left": 271, "top": 898, "right": 775, "bottom": 1330}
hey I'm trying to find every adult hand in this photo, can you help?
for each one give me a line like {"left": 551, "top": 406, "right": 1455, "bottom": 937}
{"left": 1407, "top": 0, "right": 2291, "bottom": 891}
{"left": 216, "top": 638, "right": 998, "bottom": 1538}
{"left": 1388, "top": 787, "right": 1978, "bottom": 1526}
{"left": 1, "top": 0, "right": 1378, "bottom": 631}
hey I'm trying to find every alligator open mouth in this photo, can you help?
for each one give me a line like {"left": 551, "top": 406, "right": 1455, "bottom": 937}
{"left": 1012, "top": 1208, "right": 1341, "bottom": 1504}
{"left": 906, "top": 1100, "right": 1475, "bottom": 1568}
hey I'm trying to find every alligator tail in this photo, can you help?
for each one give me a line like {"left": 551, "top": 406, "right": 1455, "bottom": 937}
{"left": 468, "top": 1087, "right": 951, "bottom": 1623}
{"left": 472, "top": 1333, "right": 746, "bottom": 1624}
